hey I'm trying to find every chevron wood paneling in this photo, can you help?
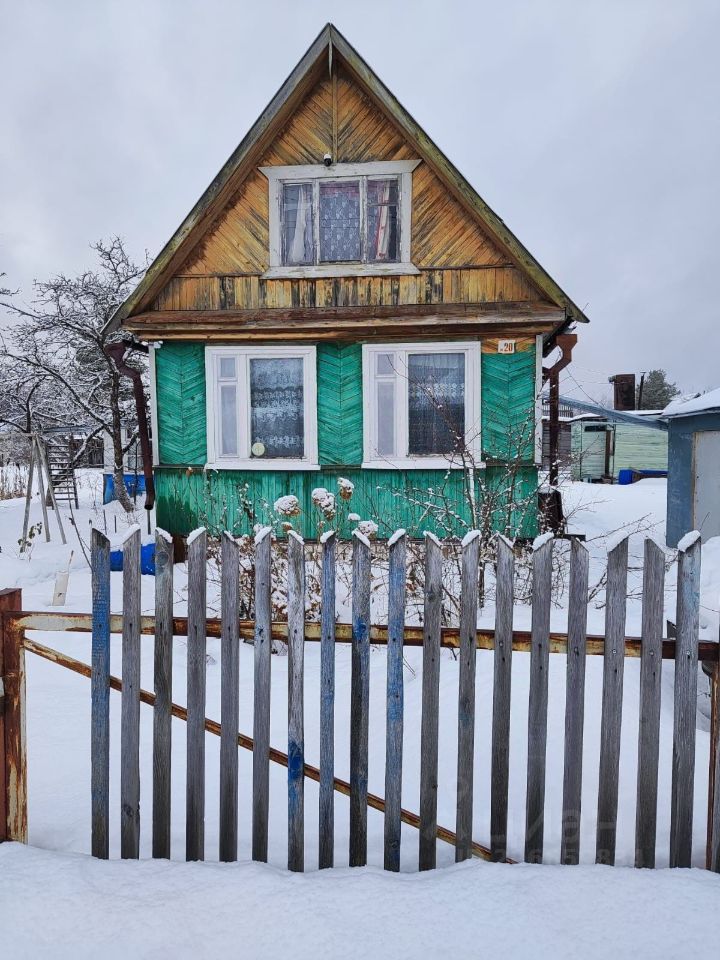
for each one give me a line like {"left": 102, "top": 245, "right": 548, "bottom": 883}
{"left": 317, "top": 343, "right": 363, "bottom": 465}
{"left": 155, "top": 343, "right": 207, "bottom": 465}
{"left": 482, "top": 343, "right": 537, "bottom": 462}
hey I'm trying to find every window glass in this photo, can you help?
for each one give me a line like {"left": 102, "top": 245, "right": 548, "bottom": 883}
{"left": 367, "top": 178, "right": 399, "bottom": 262}
{"left": 376, "top": 352, "right": 395, "bottom": 376}
{"left": 282, "top": 182, "right": 314, "bottom": 265}
{"left": 220, "top": 384, "right": 238, "bottom": 457}
{"left": 376, "top": 380, "right": 395, "bottom": 456}
{"left": 407, "top": 353, "right": 465, "bottom": 456}
{"left": 250, "top": 357, "right": 304, "bottom": 458}
{"left": 219, "top": 356, "right": 236, "bottom": 379}
{"left": 319, "top": 181, "right": 361, "bottom": 262}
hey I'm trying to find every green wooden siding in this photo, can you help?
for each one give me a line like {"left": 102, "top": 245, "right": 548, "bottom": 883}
{"left": 481, "top": 346, "right": 537, "bottom": 461}
{"left": 153, "top": 339, "right": 539, "bottom": 538}
{"left": 317, "top": 343, "right": 363, "bottom": 465}
{"left": 154, "top": 464, "right": 538, "bottom": 539}
{"left": 155, "top": 343, "right": 207, "bottom": 465}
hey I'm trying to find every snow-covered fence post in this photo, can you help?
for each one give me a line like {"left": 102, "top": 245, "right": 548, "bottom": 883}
{"left": 670, "top": 532, "right": 702, "bottom": 869}
{"left": 91, "top": 530, "right": 111, "bottom": 859}
{"left": 419, "top": 532, "right": 442, "bottom": 871}
{"left": 186, "top": 528, "right": 208, "bottom": 862}
{"left": 384, "top": 529, "right": 406, "bottom": 872}
{"left": 455, "top": 530, "right": 480, "bottom": 863}
{"left": 0, "top": 587, "right": 26, "bottom": 844}
{"left": 708, "top": 660, "right": 720, "bottom": 873}
{"left": 219, "top": 531, "right": 239, "bottom": 863}
{"left": 120, "top": 526, "right": 141, "bottom": 859}
{"left": 153, "top": 528, "right": 174, "bottom": 860}
{"left": 252, "top": 526, "right": 272, "bottom": 863}
{"left": 349, "top": 529, "right": 371, "bottom": 868}
{"left": 287, "top": 531, "right": 305, "bottom": 873}
{"left": 319, "top": 531, "right": 336, "bottom": 870}
{"left": 490, "top": 536, "right": 515, "bottom": 863}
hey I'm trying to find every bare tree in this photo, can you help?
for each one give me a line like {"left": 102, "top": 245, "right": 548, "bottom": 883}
{"left": 0, "top": 239, "right": 149, "bottom": 511}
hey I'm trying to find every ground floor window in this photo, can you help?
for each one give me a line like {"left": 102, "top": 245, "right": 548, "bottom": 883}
{"left": 206, "top": 346, "right": 318, "bottom": 469}
{"left": 362, "top": 342, "right": 481, "bottom": 468}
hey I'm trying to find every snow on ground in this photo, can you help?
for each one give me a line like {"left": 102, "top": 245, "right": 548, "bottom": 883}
{"left": 1, "top": 843, "right": 717, "bottom": 960}
{"left": 1, "top": 470, "right": 719, "bottom": 956}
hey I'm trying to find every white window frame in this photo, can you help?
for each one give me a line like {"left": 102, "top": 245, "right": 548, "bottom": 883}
{"left": 205, "top": 345, "right": 318, "bottom": 470}
{"left": 362, "top": 341, "right": 482, "bottom": 470}
{"left": 260, "top": 160, "right": 421, "bottom": 279}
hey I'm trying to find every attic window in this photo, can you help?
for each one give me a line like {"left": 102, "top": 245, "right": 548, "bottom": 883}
{"left": 262, "top": 160, "right": 420, "bottom": 279}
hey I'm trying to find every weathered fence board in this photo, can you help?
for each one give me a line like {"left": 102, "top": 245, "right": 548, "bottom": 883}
{"left": 318, "top": 532, "right": 336, "bottom": 870}
{"left": 491, "top": 536, "right": 515, "bottom": 862}
{"left": 524, "top": 536, "right": 553, "bottom": 864}
{"left": 219, "top": 532, "right": 239, "bottom": 863}
{"left": 596, "top": 535, "right": 629, "bottom": 866}
{"left": 349, "top": 532, "right": 371, "bottom": 867}
{"left": 635, "top": 538, "right": 665, "bottom": 869}
{"left": 91, "top": 529, "right": 111, "bottom": 860}
{"left": 152, "top": 529, "right": 174, "bottom": 860}
{"left": 419, "top": 533, "right": 443, "bottom": 871}
{"left": 120, "top": 527, "right": 141, "bottom": 859}
{"left": 670, "top": 534, "right": 701, "bottom": 868}
{"left": 287, "top": 532, "right": 305, "bottom": 873}
{"left": 455, "top": 532, "right": 480, "bottom": 863}
{"left": 252, "top": 528, "right": 272, "bottom": 863}
{"left": 384, "top": 530, "right": 407, "bottom": 872}
{"left": 711, "top": 664, "right": 720, "bottom": 873}
{"left": 560, "top": 539, "right": 589, "bottom": 865}
{"left": 186, "top": 528, "right": 207, "bottom": 862}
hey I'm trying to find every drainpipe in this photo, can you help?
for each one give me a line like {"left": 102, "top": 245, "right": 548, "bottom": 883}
{"left": 106, "top": 339, "right": 155, "bottom": 511}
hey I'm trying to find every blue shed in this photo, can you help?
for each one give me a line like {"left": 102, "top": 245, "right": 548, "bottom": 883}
{"left": 664, "top": 388, "right": 720, "bottom": 547}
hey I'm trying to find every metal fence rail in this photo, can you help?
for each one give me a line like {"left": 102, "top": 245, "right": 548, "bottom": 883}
{"left": 1, "top": 527, "right": 719, "bottom": 874}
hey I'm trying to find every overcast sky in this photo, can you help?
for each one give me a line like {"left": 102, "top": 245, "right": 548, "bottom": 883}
{"left": 2, "top": 0, "right": 718, "bottom": 402}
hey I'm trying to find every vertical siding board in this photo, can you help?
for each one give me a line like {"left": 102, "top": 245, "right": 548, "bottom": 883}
{"left": 670, "top": 535, "right": 702, "bottom": 868}
{"left": 524, "top": 537, "right": 553, "bottom": 864}
{"left": 252, "top": 528, "right": 272, "bottom": 862}
{"left": 419, "top": 533, "right": 443, "bottom": 871}
{"left": 219, "top": 532, "right": 240, "bottom": 862}
{"left": 152, "top": 529, "right": 174, "bottom": 859}
{"left": 120, "top": 527, "right": 142, "bottom": 859}
{"left": 287, "top": 533, "right": 305, "bottom": 873}
{"left": 595, "top": 536, "right": 629, "bottom": 866}
{"left": 491, "top": 536, "right": 515, "bottom": 862}
{"left": 155, "top": 343, "right": 207, "bottom": 465}
{"left": 560, "top": 540, "right": 590, "bottom": 865}
{"left": 186, "top": 528, "right": 208, "bottom": 862}
{"left": 635, "top": 538, "right": 665, "bottom": 868}
{"left": 384, "top": 531, "right": 407, "bottom": 872}
{"left": 455, "top": 532, "right": 480, "bottom": 862}
{"left": 349, "top": 532, "right": 371, "bottom": 867}
{"left": 319, "top": 532, "right": 336, "bottom": 869}
{"left": 91, "top": 528, "right": 111, "bottom": 860}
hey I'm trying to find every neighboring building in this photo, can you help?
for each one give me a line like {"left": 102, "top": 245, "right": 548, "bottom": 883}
{"left": 106, "top": 25, "right": 589, "bottom": 539}
{"left": 541, "top": 398, "right": 574, "bottom": 470}
{"left": 663, "top": 389, "right": 720, "bottom": 547}
{"left": 570, "top": 411, "right": 668, "bottom": 482}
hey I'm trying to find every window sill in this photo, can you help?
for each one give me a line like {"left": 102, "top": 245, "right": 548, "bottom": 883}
{"left": 206, "top": 460, "right": 320, "bottom": 472}
{"left": 361, "top": 458, "right": 486, "bottom": 471}
{"left": 263, "top": 262, "right": 420, "bottom": 280}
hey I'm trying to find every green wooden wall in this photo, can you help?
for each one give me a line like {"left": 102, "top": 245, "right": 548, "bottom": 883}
{"left": 153, "top": 340, "right": 538, "bottom": 538}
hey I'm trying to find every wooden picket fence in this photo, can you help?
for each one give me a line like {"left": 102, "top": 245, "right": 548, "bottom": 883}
{"left": 0, "top": 526, "right": 719, "bottom": 873}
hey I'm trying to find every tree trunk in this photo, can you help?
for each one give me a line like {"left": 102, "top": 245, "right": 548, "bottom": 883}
{"left": 109, "top": 372, "right": 134, "bottom": 513}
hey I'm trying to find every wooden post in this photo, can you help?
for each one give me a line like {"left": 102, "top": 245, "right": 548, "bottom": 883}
{"left": 455, "top": 531, "right": 480, "bottom": 862}
{"left": 153, "top": 529, "right": 174, "bottom": 859}
{"left": 186, "top": 528, "right": 208, "bottom": 862}
{"left": 219, "top": 532, "right": 239, "bottom": 863}
{"left": 384, "top": 530, "right": 406, "bottom": 872}
{"left": 491, "top": 536, "right": 514, "bottom": 862}
{"left": 319, "top": 531, "right": 336, "bottom": 870}
{"left": 670, "top": 534, "right": 701, "bottom": 868}
{"left": 0, "top": 588, "right": 26, "bottom": 843}
{"left": 91, "top": 530, "right": 111, "bottom": 859}
{"left": 252, "top": 527, "right": 272, "bottom": 863}
{"left": 120, "top": 527, "right": 142, "bottom": 859}
{"left": 287, "top": 532, "right": 305, "bottom": 873}
{"left": 349, "top": 531, "right": 371, "bottom": 867}
{"left": 419, "top": 532, "right": 443, "bottom": 871}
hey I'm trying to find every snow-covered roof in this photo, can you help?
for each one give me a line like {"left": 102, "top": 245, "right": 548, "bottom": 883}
{"left": 662, "top": 387, "right": 720, "bottom": 418}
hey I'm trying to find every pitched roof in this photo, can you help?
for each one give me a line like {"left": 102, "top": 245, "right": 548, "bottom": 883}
{"left": 663, "top": 387, "right": 720, "bottom": 417}
{"left": 107, "top": 23, "right": 589, "bottom": 332}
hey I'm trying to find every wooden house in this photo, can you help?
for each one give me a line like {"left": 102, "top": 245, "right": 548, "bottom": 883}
{"left": 108, "top": 24, "right": 589, "bottom": 540}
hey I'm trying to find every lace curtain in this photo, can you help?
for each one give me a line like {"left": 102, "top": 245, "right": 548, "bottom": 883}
{"left": 407, "top": 353, "right": 465, "bottom": 456}
{"left": 250, "top": 358, "right": 304, "bottom": 458}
